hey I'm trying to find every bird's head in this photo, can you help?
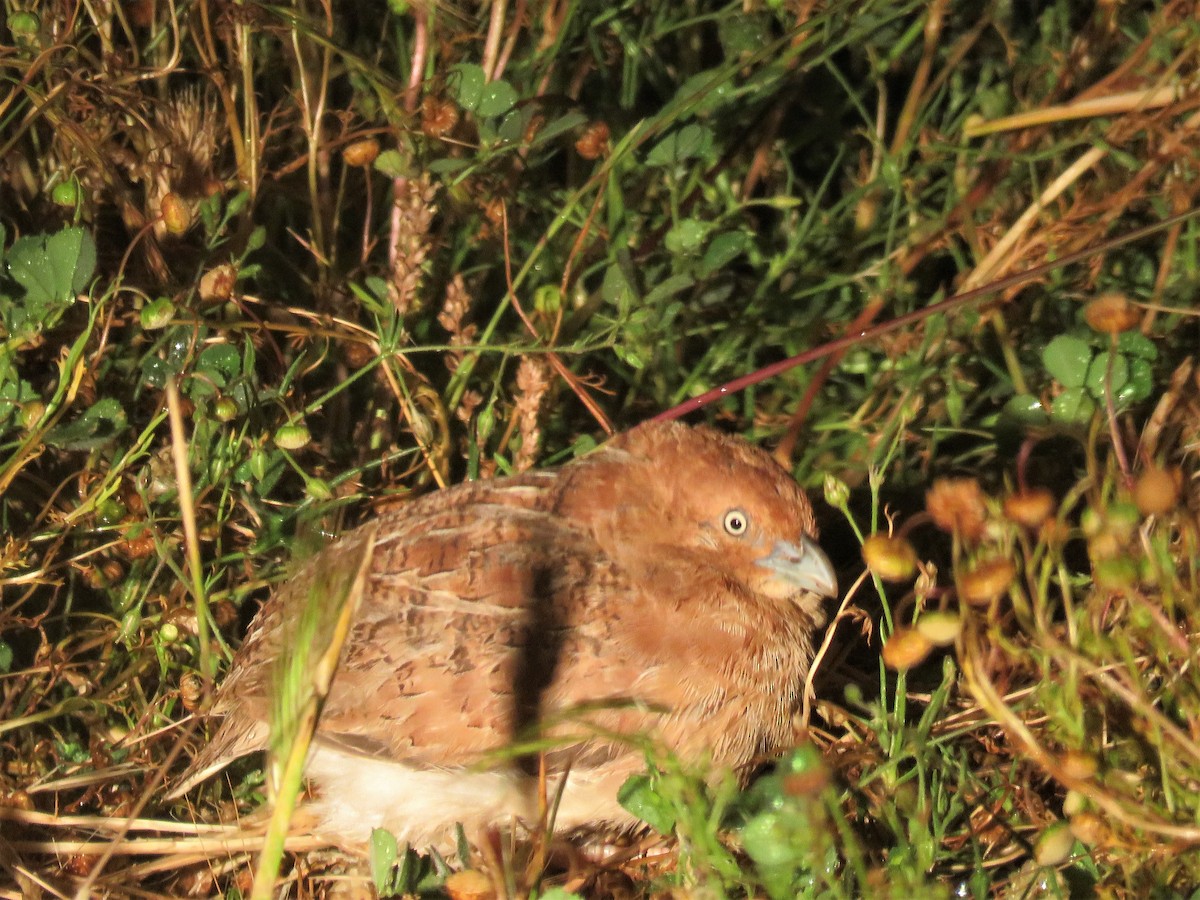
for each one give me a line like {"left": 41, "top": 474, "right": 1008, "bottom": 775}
{"left": 564, "top": 421, "right": 838, "bottom": 612}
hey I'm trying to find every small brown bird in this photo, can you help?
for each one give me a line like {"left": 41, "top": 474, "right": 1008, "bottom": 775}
{"left": 170, "top": 421, "right": 837, "bottom": 849}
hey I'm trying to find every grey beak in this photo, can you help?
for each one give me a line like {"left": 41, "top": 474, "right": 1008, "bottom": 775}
{"left": 758, "top": 536, "right": 839, "bottom": 598}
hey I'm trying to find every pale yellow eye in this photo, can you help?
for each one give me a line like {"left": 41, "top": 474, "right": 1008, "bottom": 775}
{"left": 723, "top": 509, "right": 749, "bottom": 536}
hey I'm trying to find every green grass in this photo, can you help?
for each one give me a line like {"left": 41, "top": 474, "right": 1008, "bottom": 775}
{"left": 2, "top": 0, "right": 1200, "bottom": 895}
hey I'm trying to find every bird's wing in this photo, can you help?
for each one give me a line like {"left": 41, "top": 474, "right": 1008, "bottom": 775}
{"left": 171, "top": 471, "right": 663, "bottom": 791}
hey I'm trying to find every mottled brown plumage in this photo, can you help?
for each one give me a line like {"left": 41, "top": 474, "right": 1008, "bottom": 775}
{"left": 170, "top": 421, "right": 837, "bottom": 849}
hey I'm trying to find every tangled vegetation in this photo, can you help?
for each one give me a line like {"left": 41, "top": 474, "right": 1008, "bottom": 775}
{"left": 3, "top": 0, "right": 1200, "bottom": 896}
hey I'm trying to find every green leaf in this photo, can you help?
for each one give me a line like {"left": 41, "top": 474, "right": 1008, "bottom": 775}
{"left": 532, "top": 110, "right": 588, "bottom": 145}
{"left": 189, "top": 345, "right": 242, "bottom": 399}
{"left": 643, "top": 274, "right": 694, "bottom": 307}
{"left": 720, "top": 14, "right": 771, "bottom": 56}
{"left": 477, "top": 79, "right": 518, "bottom": 117}
{"left": 1041, "top": 335, "right": 1092, "bottom": 389}
{"left": 449, "top": 63, "right": 486, "bottom": 111}
{"left": 44, "top": 397, "right": 127, "bottom": 449}
{"left": 1050, "top": 387, "right": 1095, "bottom": 425}
{"left": 701, "top": 231, "right": 749, "bottom": 276}
{"left": 0, "top": 639, "right": 12, "bottom": 673}
{"left": 1116, "top": 329, "right": 1157, "bottom": 360}
{"left": 373, "top": 149, "right": 410, "bottom": 179}
{"left": 163, "top": 325, "right": 204, "bottom": 369}
{"left": 455, "top": 821, "right": 471, "bottom": 867}
{"left": 617, "top": 773, "right": 676, "bottom": 834}
{"left": 740, "top": 810, "right": 794, "bottom": 868}
{"left": 243, "top": 449, "right": 287, "bottom": 495}
{"left": 196, "top": 342, "right": 242, "bottom": 385}
{"left": 946, "top": 378, "right": 964, "bottom": 427}
{"left": 2, "top": 227, "right": 96, "bottom": 337}
{"left": 664, "top": 218, "right": 710, "bottom": 255}
{"left": 613, "top": 342, "right": 646, "bottom": 370}
{"left": 570, "top": 433, "right": 598, "bottom": 457}
{"left": 225, "top": 190, "right": 250, "bottom": 219}
{"left": 601, "top": 263, "right": 635, "bottom": 310}
{"left": 67, "top": 228, "right": 97, "bottom": 294}
{"left": 140, "top": 355, "right": 172, "bottom": 389}
{"left": 498, "top": 106, "right": 535, "bottom": 143}
{"left": 1084, "top": 351, "right": 1129, "bottom": 398}
{"left": 369, "top": 828, "right": 399, "bottom": 893}
{"left": 1118, "top": 357, "right": 1153, "bottom": 405}
{"left": 427, "top": 157, "right": 471, "bottom": 176}
{"left": 0, "top": 376, "right": 36, "bottom": 426}
{"left": 246, "top": 225, "right": 267, "bottom": 252}
{"left": 197, "top": 193, "right": 221, "bottom": 236}
{"left": 646, "top": 124, "right": 714, "bottom": 167}
{"left": 673, "top": 69, "right": 736, "bottom": 117}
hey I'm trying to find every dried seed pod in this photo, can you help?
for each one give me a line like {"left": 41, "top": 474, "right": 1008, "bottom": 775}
{"left": 343, "top": 138, "right": 380, "bottom": 168}
{"left": 341, "top": 340, "right": 377, "bottom": 369}
{"left": 160, "top": 392, "right": 194, "bottom": 419}
{"left": 198, "top": 263, "right": 237, "bottom": 304}
{"left": 421, "top": 96, "right": 459, "bottom": 138}
{"left": 1084, "top": 292, "right": 1139, "bottom": 334}
{"left": 926, "top": 478, "right": 988, "bottom": 542}
{"left": 916, "top": 610, "right": 961, "bottom": 646}
{"left": 881, "top": 627, "right": 933, "bottom": 670}
{"left": 160, "top": 192, "right": 192, "bottom": 235}
{"left": 1059, "top": 750, "right": 1098, "bottom": 780}
{"left": 1034, "top": 821, "right": 1076, "bottom": 866}
{"left": 233, "top": 864, "right": 255, "bottom": 894}
{"left": 523, "top": 114, "right": 545, "bottom": 145}
{"left": 862, "top": 533, "right": 919, "bottom": 582}
{"left": 1062, "top": 790, "right": 1086, "bottom": 817}
{"left": 958, "top": 557, "right": 1014, "bottom": 607}
{"left": 1133, "top": 465, "right": 1181, "bottom": 516}
{"left": 1069, "top": 811, "right": 1110, "bottom": 846}
{"left": 180, "top": 672, "right": 204, "bottom": 713}
{"left": 575, "top": 121, "right": 610, "bottom": 159}
{"left": 444, "top": 870, "right": 496, "bottom": 900}
{"left": 854, "top": 191, "right": 879, "bottom": 234}
{"left": 80, "top": 564, "right": 107, "bottom": 590}
{"left": 1003, "top": 488, "right": 1056, "bottom": 529}
{"left": 118, "top": 526, "right": 157, "bottom": 560}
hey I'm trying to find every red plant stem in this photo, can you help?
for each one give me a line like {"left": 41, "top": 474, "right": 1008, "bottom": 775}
{"left": 651, "top": 207, "right": 1200, "bottom": 424}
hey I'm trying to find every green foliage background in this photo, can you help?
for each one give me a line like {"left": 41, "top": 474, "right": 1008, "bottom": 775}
{"left": 3, "top": 0, "right": 1200, "bottom": 895}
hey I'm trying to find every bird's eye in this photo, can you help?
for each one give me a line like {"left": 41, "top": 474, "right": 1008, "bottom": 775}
{"left": 723, "top": 509, "right": 749, "bottom": 536}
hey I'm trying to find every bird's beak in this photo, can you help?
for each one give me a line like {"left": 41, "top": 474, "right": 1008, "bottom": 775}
{"left": 756, "top": 536, "right": 839, "bottom": 600}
